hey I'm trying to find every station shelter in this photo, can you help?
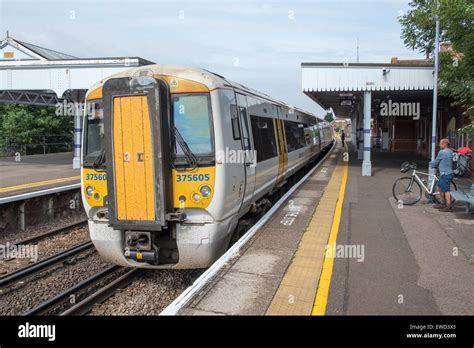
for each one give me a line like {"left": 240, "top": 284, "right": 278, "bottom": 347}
{"left": 302, "top": 58, "right": 472, "bottom": 176}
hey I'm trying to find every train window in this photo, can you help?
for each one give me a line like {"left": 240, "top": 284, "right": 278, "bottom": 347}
{"left": 284, "top": 121, "right": 305, "bottom": 152}
{"left": 250, "top": 115, "right": 277, "bottom": 162}
{"left": 230, "top": 104, "right": 241, "bottom": 140}
{"left": 83, "top": 100, "right": 104, "bottom": 166}
{"left": 172, "top": 93, "right": 213, "bottom": 156}
{"left": 303, "top": 124, "right": 313, "bottom": 145}
{"left": 239, "top": 106, "right": 252, "bottom": 151}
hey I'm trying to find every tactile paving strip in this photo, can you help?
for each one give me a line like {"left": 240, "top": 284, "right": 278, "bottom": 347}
{"left": 266, "top": 151, "right": 346, "bottom": 315}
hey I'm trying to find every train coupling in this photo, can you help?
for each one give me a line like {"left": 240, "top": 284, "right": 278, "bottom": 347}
{"left": 123, "top": 231, "right": 159, "bottom": 263}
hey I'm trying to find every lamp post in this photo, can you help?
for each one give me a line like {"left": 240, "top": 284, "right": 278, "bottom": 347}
{"left": 431, "top": 2, "right": 440, "bottom": 162}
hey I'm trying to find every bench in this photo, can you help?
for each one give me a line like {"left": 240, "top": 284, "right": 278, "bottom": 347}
{"left": 451, "top": 184, "right": 474, "bottom": 213}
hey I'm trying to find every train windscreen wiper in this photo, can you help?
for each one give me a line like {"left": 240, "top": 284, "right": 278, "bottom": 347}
{"left": 173, "top": 126, "right": 198, "bottom": 170}
{"left": 92, "top": 148, "right": 106, "bottom": 171}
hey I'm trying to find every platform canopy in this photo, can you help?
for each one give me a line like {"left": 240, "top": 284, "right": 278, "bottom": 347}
{"left": 302, "top": 61, "right": 435, "bottom": 177}
{"left": 302, "top": 62, "right": 434, "bottom": 118}
{"left": 0, "top": 34, "right": 154, "bottom": 98}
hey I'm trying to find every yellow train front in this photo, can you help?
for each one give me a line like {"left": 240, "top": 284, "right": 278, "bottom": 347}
{"left": 81, "top": 64, "right": 333, "bottom": 269}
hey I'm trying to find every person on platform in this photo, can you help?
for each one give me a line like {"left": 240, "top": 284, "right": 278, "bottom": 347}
{"left": 430, "top": 138, "right": 454, "bottom": 212}
{"left": 340, "top": 131, "right": 345, "bottom": 147}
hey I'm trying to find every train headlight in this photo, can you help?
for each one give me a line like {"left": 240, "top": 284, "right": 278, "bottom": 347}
{"left": 200, "top": 185, "right": 212, "bottom": 197}
{"left": 191, "top": 193, "right": 201, "bottom": 202}
{"left": 86, "top": 186, "right": 94, "bottom": 196}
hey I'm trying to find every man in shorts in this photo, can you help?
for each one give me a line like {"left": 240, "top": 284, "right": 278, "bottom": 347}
{"left": 430, "top": 138, "right": 454, "bottom": 212}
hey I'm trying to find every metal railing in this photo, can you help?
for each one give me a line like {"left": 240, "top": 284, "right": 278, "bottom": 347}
{"left": 0, "top": 135, "right": 73, "bottom": 157}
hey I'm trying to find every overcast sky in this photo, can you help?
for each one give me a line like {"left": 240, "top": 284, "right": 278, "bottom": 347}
{"left": 0, "top": 0, "right": 423, "bottom": 116}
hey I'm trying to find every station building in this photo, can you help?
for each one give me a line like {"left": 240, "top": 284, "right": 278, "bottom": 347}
{"left": 302, "top": 57, "right": 472, "bottom": 176}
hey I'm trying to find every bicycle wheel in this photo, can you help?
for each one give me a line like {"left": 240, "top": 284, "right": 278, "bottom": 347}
{"left": 432, "top": 180, "right": 458, "bottom": 204}
{"left": 392, "top": 177, "right": 422, "bottom": 206}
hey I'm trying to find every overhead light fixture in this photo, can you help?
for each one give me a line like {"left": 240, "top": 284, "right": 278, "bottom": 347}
{"left": 339, "top": 93, "right": 353, "bottom": 97}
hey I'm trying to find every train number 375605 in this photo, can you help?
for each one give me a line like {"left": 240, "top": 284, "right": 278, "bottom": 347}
{"left": 176, "top": 174, "right": 210, "bottom": 182}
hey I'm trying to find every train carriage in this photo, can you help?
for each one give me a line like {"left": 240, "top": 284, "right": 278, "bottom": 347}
{"left": 82, "top": 64, "right": 334, "bottom": 269}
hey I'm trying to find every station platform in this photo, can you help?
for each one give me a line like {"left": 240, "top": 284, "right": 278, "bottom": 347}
{"left": 0, "top": 152, "right": 79, "bottom": 199}
{"left": 171, "top": 141, "right": 473, "bottom": 316}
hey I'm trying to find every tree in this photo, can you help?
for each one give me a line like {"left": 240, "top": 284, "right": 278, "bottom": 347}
{"left": 324, "top": 112, "right": 334, "bottom": 123}
{"left": 399, "top": 0, "right": 474, "bottom": 134}
{"left": 0, "top": 103, "right": 73, "bottom": 156}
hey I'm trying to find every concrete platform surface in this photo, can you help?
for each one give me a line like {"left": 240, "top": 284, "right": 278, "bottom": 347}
{"left": 176, "top": 141, "right": 473, "bottom": 316}
{"left": 179, "top": 146, "right": 344, "bottom": 315}
{"left": 0, "top": 152, "right": 79, "bottom": 198}
{"left": 328, "top": 145, "right": 474, "bottom": 315}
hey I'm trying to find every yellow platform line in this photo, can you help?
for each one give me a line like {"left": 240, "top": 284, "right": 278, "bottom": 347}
{"left": 266, "top": 149, "right": 347, "bottom": 315}
{"left": 312, "top": 152, "right": 348, "bottom": 315}
{"left": 0, "top": 176, "right": 81, "bottom": 193}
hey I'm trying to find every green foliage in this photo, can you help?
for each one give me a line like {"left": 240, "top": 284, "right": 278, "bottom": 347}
{"left": 399, "top": 0, "right": 474, "bottom": 134}
{"left": 0, "top": 103, "right": 73, "bottom": 156}
{"left": 324, "top": 112, "right": 334, "bottom": 123}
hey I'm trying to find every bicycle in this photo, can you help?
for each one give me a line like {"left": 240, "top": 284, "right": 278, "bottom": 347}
{"left": 392, "top": 161, "right": 457, "bottom": 206}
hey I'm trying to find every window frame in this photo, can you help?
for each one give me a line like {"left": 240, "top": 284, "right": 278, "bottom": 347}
{"left": 83, "top": 99, "right": 104, "bottom": 168}
{"left": 171, "top": 92, "right": 215, "bottom": 167}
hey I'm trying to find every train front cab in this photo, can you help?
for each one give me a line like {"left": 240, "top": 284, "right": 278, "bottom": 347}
{"left": 82, "top": 73, "right": 232, "bottom": 269}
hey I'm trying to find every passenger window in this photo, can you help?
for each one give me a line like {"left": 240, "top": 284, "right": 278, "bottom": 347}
{"left": 250, "top": 115, "right": 278, "bottom": 162}
{"left": 284, "top": 121, "right": 305, "bottom": 152}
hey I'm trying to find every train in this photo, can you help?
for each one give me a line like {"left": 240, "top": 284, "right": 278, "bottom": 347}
{"left": 81, "top": 64, "right": 334, "bottom": 269}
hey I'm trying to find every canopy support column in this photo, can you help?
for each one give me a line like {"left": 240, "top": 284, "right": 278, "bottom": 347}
{"left": 362, "top": 91, "right": 372, "bottom": 176}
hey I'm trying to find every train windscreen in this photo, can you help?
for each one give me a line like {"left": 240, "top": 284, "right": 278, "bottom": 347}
{"left": 172, "top": 93, "right": 213, "bottom": 158}
{"left": 83, "top": 100, "right": 104, "bottom": 167}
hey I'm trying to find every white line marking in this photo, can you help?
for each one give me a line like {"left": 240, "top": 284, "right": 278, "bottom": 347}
{"left": 160, "top": 143, "right": 336, "bottom": 316}
{"left": 0, "top": 184, "right": 81, "bottom": 204}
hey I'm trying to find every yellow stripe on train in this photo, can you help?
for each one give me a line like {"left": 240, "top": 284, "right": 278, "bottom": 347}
{"left": 83, "top": 166, "right": 215, "bottom": 210}
{"left": 172, "top": 167, "right": 215, "bottom": 209}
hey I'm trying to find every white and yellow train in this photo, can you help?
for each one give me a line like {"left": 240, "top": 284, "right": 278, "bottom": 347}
{"left": 81, "top": 64, "right": 333, "bottom": 269}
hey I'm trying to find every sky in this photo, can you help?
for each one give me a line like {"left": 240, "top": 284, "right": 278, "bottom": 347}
{"left": 0, "top": 0, "right": 424, "bottom": 116}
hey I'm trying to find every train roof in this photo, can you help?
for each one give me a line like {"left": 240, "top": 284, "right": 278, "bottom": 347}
{"left": 86, "top": 64, "right": 323, "bottom": 121}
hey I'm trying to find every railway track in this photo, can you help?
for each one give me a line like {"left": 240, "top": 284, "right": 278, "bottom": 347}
{"left": 60, "top": 268, "right": 141, "bottom": 316}
{"left": 11, "top": 219, "right": 88, "bottom": 246}
{"left": 22, "top": 266, "right": 141, "bottom": 316}
{"left": 0, "top": 241, "right": 94, "bottom": 288}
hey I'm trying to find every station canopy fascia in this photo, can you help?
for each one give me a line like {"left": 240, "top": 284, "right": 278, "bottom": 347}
{"left": 301, "top": 62, "right": 435, "bottom": 118}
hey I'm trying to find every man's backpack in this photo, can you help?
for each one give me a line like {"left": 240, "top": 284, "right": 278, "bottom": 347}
{"left": 453, "top": 147, "right": 472, "bottom": 177}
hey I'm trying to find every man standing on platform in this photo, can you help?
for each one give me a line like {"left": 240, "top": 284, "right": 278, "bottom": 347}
{"left": 430, "top": 138, "right": 454, "bottom": 212}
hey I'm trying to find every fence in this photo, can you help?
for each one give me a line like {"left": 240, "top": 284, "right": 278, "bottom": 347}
{"left": 0, "top": 135, "right": 74, "bottom": 157}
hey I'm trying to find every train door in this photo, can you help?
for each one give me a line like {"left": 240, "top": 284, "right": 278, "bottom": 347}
{"left": 102, "top": 76, "right": 172, "bottom": 230}
{"left": 236, "top": 93, "right": 256, "bottom": 213}
{"left": 275, "top": 106, "right": 288, "bottom": 185}
{"left": 315, "top": 119, "right": 322, "bottom": 151}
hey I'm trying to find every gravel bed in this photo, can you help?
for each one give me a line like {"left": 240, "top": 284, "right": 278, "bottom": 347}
{"left": 0, "top": 213, "right": 87, "bottom": 246}
{"left": 89, "top": 268, "right": 204, "bottom": 315}
{"left": 0, "top": 250, "right": 111, "bottom": 315}
{"left": 0, "top": 226, "right": 90, "bottom": 275}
